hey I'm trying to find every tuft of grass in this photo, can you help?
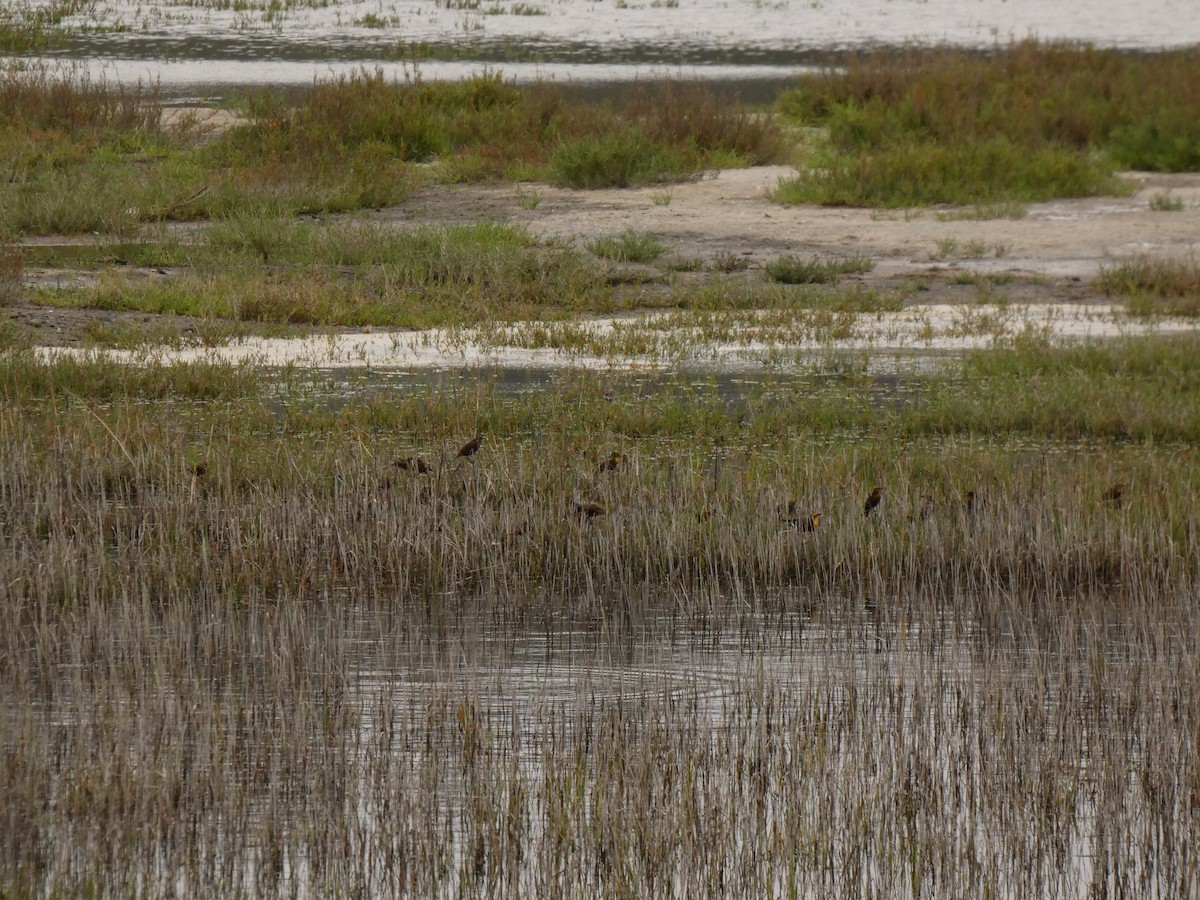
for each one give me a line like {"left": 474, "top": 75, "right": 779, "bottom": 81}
{"left": 712, "top": 252, "right": 750, "bottom": 273}
{"left": 1097, "top": 255, "right": 1200, "bottom": 317}
{"left": 764, "top": 253, "right": 873, "bottom": 284}
{"left": 587, "top": 229, "right": 666, "bottom": 263}
{"left": 1149, "top": 192, "right": 1184, "bottom": 212}
{"left": 548, "top": 127, "right": 691, "bottom": 188}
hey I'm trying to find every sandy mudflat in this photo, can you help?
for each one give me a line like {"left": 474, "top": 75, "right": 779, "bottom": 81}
{"left": 386, "top": 165, "right": 1200, "bottom": 281}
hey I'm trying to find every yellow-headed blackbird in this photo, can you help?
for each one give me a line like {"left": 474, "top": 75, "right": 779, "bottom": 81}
{"left": 457, "top": 435, "right": 482, "bottom": 459}
{"left": 796, "top": 512, "right": 821, "bottom": 532}
{"left": 864, "top": 486, "right": 884, "bottom": 517}
{"left": 395, "top": 456, "right": 429, "bottom": 474}
{"left": 575, "top": 501, "right": 606, "bottom": 520}
{"left": 1104, "top": 483, "right": 1127, "bottom": 508}
{"left": 784, "top": 502, "right": 820, "bottom": 531}
{"left": 598, "top": 450, "right": 623, "bottom": 473}
{"left": 192, "top": 462, "right": 208, "bottom": 479}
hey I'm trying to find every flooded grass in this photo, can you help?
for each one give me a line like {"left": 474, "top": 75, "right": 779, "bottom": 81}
{"left": 1, "top": 344, "right": 1199, "bottom": 895}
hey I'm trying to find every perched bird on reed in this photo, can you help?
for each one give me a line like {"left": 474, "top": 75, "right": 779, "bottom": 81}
{"left": 783, "top": 501, "right": 820, "bottom": 531}
{"left": 794, "top": 512, "right": 822, "bottom": 532}
{"left": 394, "top": 456, "right": 429, "bottom": 474}
{"left": 598, "top": 450, "right": 623, "bottom": 473}
{"left": 964, "top": 488, "right": 976, "bottom": 513}
{"left": 574, "top": 501, "right": 606, "bottom": 520}
{"left": 192, "top": 462, "right": 208, "bottom": 479}
{"left": 456, "top": 435, "right": 482, "bottom": 459}
{"left": 863, "top": 486, "right": 883, "bottom": 517}
{"left": 1104, "top": 483, "right": 1127, "bottom": 508}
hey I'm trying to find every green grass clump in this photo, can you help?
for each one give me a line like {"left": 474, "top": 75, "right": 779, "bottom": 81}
{"left": 587, "top": 229, "right": 666, "bottom": 263}
{"left": 37, "top": 221, "right": 613, "bottom": 327}
{"left": 548, "top": 127, "right": 691, "bottom": 188}
{"left": 1096, "top": 255, "right": 1200, "bottom": 317}
{"left": 774, "top": 41, "right": 1200, "bottom": 207}
{"left": 764, "top": 253, "right": 873, "bottom": 284}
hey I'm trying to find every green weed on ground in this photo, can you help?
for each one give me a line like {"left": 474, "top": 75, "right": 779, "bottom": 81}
{"left": 773, "top": 41, "right": 1200, "bottom": 207}
{"left": 764, "top": 253, "right": 873, "bottom": 284}
{"left": 1097, "top": 255, "right": 1200, "bottom": 317}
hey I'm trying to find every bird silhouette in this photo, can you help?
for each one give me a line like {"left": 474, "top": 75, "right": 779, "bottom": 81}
{"left": 394, "top": 456, "right": 429, "bottom": 474}
{"left": 795, "top": 512, "right": 821, "bottom": 532}
{"left": 1104, "top": 483, "right": 1127, "bottom": 508}
{"left": 598, "top": 450, "right": 623, "bottom": 473}
{"left": 964, "top": 488, "right": 977, "bottom": 513}
{"left": 574, "top": 501, "right": 606, "bottom": 520}
{"left": 456, "top": 435, "right": 482, "bottom": 459}
{"left": 864, "top": 486, "right": 884, "bottom": 517}
{"left": 783, "top": 501, "right": 820, "bottom": 531}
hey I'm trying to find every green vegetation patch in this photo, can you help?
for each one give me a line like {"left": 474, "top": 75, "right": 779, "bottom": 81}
{"left": 587, "top": 229, "right": 666, "bottom": 263}
{"left": 0, "top": 66, "right": 788, "bottom": 237}
{"left": 764, "top": 253, "right": 873, "bottom": 284}
{"left": 774, "top": 41, "right": 1200, "bottom": 207}
{"left": 34, "top": 221, "right": 614, "bottom": 327}
{"left": 1096, "top": 255, "right": 1200, "bottom": 317}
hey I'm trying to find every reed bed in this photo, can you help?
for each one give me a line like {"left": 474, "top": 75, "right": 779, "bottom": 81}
{"left": 1, "top": 351, "right": 1198, "bottom": 896}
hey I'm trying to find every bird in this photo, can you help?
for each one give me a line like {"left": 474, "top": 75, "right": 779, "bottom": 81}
{"left": 1104, "top": 483, "right": 1127, "bottom": 508}
{"left": 598, "top": 450, "right": 623, "bottom": 473}
{"left": 794, "top": 512, "right": 821, "bottom": 532}
{"left": 456, "top": 435, "right": 482, "bottom": 459}
{"left": 783, "top": 501, "right": 820, "bottom": 531}
{"left": 574, "top": 501, "right": 606, "bottom": 520}
{"left": 964, "top": 488, "right": 977, "bottom": 513}
{"left": 864, "top": 487, "right": 884, "bottom": 517}
{"left": 394, "top": 456, "right": 429, "bottom": 474}
{"left": 191, "top": 462, "right": 208, "bottom": 479}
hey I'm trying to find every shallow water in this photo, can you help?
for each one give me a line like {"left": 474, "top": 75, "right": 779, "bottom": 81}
{"left": 10, "top": 0, "right": 1200, "bottom": 97}
{"left": 39, "top": 303, "right": 1200, "bottom": 373}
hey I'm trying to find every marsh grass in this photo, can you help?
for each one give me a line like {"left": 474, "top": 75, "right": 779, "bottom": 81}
{"left": 2, "top": 345, "right": 1199, "bottom": 895}
{"left": 1, "top": 67, "right": 787, "bottom": 237}
{"left": 1097, "top": 255, "right": 1200, "bottom": 317}
{"left": 32, "top": 221, "right": 614, "bottom": 327}
{"left": 764, "top": 252, "right": 873, "bottom": 284}
{"left": 587, "top": 229, "right": 666, "bottom": 263}
{"left": 773, "top": 41, "right": 1198, "bottom": 206}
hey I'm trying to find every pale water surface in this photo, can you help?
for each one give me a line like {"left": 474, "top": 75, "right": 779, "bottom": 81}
{"left": 8, "top": 0, "right": 1200, "bottom": 97}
